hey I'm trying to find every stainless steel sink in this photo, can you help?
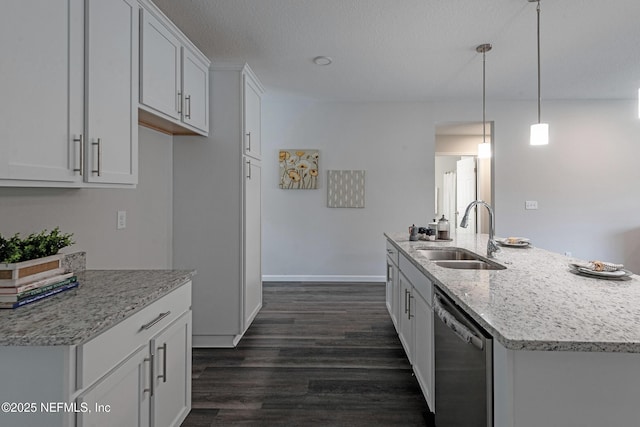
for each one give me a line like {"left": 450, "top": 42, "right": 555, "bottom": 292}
{"left": 432, "top": 260, "right": 506, "bottom": 270}
{"left": 417, "top": 247, "right": 506, "bottom": 270}
{"left": 417, "top": 248, "right": 480, "bottom": 261}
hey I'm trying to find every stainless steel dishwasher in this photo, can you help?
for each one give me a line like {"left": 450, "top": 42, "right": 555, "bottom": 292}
{"left": 433, "top": 287, "right": 493, "bottom": 427}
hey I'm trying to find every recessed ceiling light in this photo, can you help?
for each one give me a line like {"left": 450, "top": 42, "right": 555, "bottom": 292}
{"left": 313, "top": 56, "right": 332, "bottom": 66}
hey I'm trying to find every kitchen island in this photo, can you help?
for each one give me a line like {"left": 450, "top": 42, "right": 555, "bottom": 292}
{"left": 0, "top": 269, "right": 194, "bottom": 427}
{"left": 385, "top": 232, "right": 640, "bottom": 427}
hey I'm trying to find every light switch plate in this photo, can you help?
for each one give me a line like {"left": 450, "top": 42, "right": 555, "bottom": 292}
{"left": 117, "top": 211, "right": 127, "bottom": 229}
{"left": 525, "top": 200, "right": 538, "bottom": 210}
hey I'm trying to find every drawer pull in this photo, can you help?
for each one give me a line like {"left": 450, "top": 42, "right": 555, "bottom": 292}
{"left": 140, "top": 311, "right": 171, "bottom": 331}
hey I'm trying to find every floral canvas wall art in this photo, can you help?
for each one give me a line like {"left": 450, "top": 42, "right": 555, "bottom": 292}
{"left": 279, "top": 149, "right": 319, "bottom": 189}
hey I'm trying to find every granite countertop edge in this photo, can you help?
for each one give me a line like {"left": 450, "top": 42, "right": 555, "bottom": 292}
{"left": 384, "top": 232, "right": 640, "bottom": 353}
{"left": 0, "top": 269, "right": 196, "bottom": 347}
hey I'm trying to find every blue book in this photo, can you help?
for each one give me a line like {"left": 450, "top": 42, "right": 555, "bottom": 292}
{"left": 0, "top": 281, "right": 79, "bottom": 309}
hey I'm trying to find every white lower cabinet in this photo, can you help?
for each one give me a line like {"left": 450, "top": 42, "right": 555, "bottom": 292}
{"left": 151, "top": 311, "right": 192, "bottom": 427}
{"left": 397, "top": 272, "right": 415, "bottom": 363}
{"left": 387, "top": 240, "right": 434, "bottom": 410}
{"left": 77, "top": 345, "right": 151, "bottom": 427}
{"left": 77, "top": 311, "right": 191, "bottom": 427}
{"left": 77, "top": 285, "right": 192, "bottom": 427}
{"left": 386, "top": 242, "right": 400, "bottom": 329}
{"left": 412, "top": 289, "right": 434, "bottom": 410}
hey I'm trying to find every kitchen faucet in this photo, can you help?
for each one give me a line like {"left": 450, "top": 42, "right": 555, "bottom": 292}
{"left": 460, "top": 200, "right": 499, "bottom": 258}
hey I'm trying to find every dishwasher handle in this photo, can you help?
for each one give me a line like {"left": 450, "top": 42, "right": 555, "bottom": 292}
{"left": 434, "top": 294, "right": 484, "bottom": 350}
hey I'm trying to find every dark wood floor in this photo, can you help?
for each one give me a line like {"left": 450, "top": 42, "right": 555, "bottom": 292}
{"left": 181, "top": 282, "right": 434, "bottom": 426}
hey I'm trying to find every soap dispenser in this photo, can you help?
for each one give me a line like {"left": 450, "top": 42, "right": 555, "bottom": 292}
{"left": 437, "top": 215, "right": 450, "bottom": 240}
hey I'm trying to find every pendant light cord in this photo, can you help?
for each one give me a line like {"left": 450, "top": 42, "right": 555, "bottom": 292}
{"left": 536, "top": 0, "right": 541, "bottom": 124}
{"left": 482, "top": 49, "right": 487, "bottom": 144}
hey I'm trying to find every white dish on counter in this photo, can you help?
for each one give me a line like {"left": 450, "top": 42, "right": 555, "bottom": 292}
{"left": 496, "top": 237, "right": 531, "bottom": 248}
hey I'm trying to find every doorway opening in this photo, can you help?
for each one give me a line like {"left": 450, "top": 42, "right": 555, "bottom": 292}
{"left": 434, "top": 121, "right": 494, "bottom": 234}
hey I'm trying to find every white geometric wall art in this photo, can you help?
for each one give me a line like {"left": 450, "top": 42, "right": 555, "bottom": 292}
{"left": 327, "top": 170, "right": 366, "bottom": 208}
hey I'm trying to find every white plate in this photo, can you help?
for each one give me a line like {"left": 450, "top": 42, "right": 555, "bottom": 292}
{"left": 497, "top": 238, "right": 531, "bottom": 247}
{"left": 569, "top": 268, "right": 633, "bottom": 281}
{"left": 575, "top": 267, "right": 629, "bottom": 278}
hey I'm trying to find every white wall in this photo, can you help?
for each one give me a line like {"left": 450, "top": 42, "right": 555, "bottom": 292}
{"left": 262, "top": 95, "right": 640, "bottom": 278}
{"left": 495, "top": 100, "right": 640, "bottom": 273}
{"left": 262, "top": 96, "right": 432, "bottom": 281}
{"left": 0, "top": 126, "right": 174, "bottom": 269}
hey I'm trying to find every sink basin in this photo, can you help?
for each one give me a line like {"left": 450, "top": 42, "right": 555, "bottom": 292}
{"left": 432, "top": 260, "right": 506, "bottom": 270}
{"left": 417, "top": 247, "right": 506, "bottom": 270}
{"left": 417, "top": 248, "right": 480, "bottom": 261}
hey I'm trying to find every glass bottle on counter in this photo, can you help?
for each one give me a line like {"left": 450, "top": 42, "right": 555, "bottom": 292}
{"left": 437, "top": 215, "right": 450, "bottom": 240}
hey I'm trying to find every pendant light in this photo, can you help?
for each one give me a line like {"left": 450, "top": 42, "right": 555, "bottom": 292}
{"left": 477, "top": 43, "right": 492, "bottom": 159}
{"left": 529, "top": 0, "right": 549, "bottom": 145}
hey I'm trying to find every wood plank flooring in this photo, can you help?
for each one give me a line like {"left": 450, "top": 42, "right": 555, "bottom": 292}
{"left": 181, "top": 282, "right": 434, "bottom": 426}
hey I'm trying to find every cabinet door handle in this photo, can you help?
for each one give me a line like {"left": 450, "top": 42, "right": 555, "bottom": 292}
{"left": 408, "top": 294, "right": 414, "bottom": 319}
{"left": 246, "top": 132, "right": 251, "bottom": 152}
{"left": 157, "top": 343, "right": 167, "bottom": 383}
{"left": 185, "top": 95, "right": 191, "bottom": 119}
{"left": 246, "top": 161, "right": 252, "bottom": 179}
{"left": 143, "top": 355, "right": 154, "bottom": 396}
{"left": 91, "top": 138, "right": 101, "bottom": 176}
{"left": 404, "top": 289, "right": 409, "bottom": 314}
{"left": 386, "top": 264, "right": 391, "bottom": 282}
{"left": 73, "top": 134, "right": 84, "bottom": 176}
{"left": 139, "top": 311, "right": 171, "bottom": 331}
{"left": 177, "top": 91, "right": 182, "bottom": 114}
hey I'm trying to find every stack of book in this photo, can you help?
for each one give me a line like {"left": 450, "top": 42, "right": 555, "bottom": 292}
{"left": 0, "top": 256, "right": 79, "bottom": 309}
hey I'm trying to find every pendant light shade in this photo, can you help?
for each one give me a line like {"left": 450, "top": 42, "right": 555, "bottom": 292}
{"left": 530, "top": 123, "right": 549, "bottom": 146}
{"left": 477, "top": 43, "right": 492, "bottom": 158}
{"left": 529, "top": 0, "right": 548, "bottom": 146}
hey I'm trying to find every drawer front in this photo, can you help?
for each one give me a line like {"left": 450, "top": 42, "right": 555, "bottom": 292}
{"left": 386, "top": 240, "right": 399, "bottom": 266}
{"left": 77, "top": 281, "right": 191, "bottom": 389}
{"left": 399, "top": 255, "right": 432, "bottom": 306}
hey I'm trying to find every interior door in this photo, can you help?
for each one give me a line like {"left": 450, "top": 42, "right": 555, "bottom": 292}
{"left": 456, "top": 157, "right": 476, "bottom": 233}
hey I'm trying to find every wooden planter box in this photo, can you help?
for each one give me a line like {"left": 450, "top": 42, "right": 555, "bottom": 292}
{"left": 0, "top": 254, "right": 64, "bottom": 287}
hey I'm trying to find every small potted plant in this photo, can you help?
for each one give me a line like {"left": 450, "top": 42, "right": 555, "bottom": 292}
{"left": 0, "top": 227, "right": 74, "bottom": 286}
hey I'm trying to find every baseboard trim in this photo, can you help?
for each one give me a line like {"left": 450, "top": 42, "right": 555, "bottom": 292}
{"left": 262, "top": 275, "right": 386, "bottom": 283}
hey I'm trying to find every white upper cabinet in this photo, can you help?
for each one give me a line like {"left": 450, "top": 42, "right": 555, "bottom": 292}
{"left": 85, "top": 0, "right": 139, "bottom": 185}
{"left": 140, "top": 9, "right": 182, "bottom": 121}
{"left": 243, "top": 73, "right": 262, "bottom": 160}
{"left": 138, "top": 3, "right": 210, "bottom": 136}
{"left": 0, "top": 0, "right": 83, "bottom": 185}
{"left": 0, "top": 0, "right": 138, "bottom": 187}
{"left": 182, "top": 49, "right": 209, "bottom": 134}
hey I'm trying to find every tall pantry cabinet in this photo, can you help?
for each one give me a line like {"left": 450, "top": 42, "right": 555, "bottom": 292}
{"left": 173, "top": 64, "right": 264, "bottom": 347}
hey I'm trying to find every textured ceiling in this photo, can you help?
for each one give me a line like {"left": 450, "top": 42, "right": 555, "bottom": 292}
{"left": 152, "top": 0, "right": 640, "bottom": 102}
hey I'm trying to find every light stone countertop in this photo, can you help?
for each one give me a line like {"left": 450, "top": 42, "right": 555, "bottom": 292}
{"left": 0, "top": 270, "right": 194, "bottom": 346}
{"left": 385, "top": 232, "right": 640, "bottom": 353}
